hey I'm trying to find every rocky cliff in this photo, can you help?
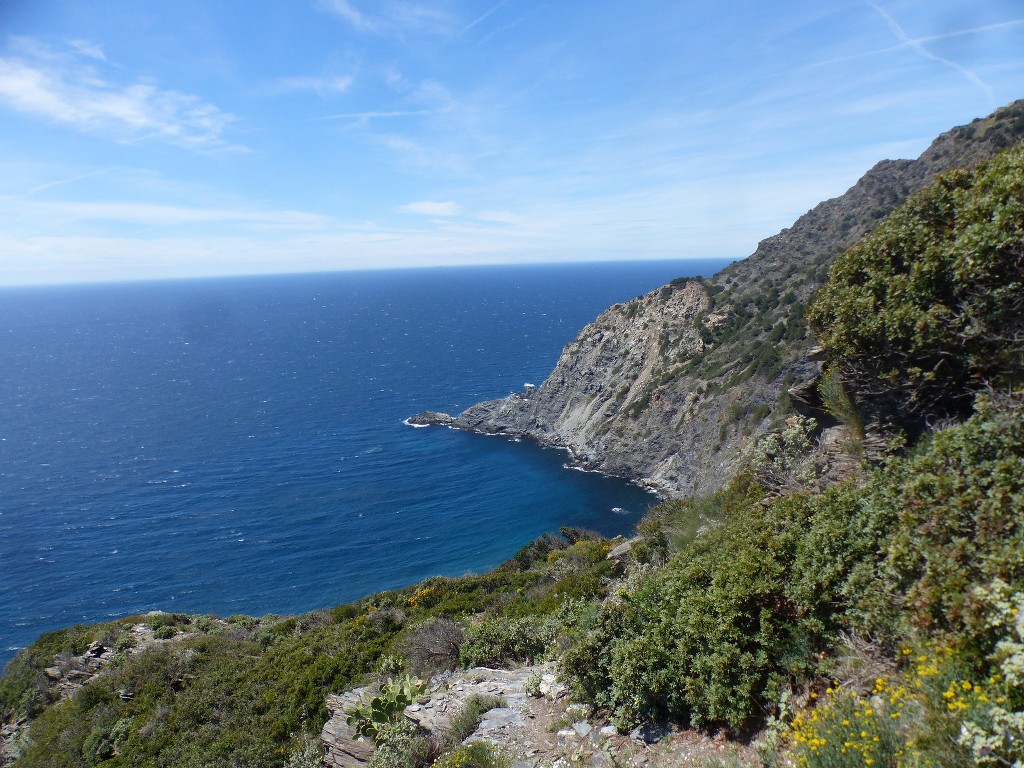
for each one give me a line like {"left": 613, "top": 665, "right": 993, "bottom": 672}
{"left": 413, "top": 101, "right": 1024, "bottom": 497}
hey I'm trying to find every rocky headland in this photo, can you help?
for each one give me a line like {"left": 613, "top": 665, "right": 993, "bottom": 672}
{"left": 411, "top": 100, "right": 1024, "bottom": 497}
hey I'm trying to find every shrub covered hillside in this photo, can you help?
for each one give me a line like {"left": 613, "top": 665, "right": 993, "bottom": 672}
{"left": 808, "top": 141, "right": 1024, "bottom": 429}
{"left": 0, "top": 532, "right": 615, "bottom": 767}
{"left": 558, "top": 139, "right": 1024, "bottom": 759}
{"left": 1, "top": 142, "right": 1022, "bottom": 768}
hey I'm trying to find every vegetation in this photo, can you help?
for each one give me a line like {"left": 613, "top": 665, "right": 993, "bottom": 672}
{"left": 345, "top": 675, "right": 428, "bottom": 741}
{"left": 3, "top": 137, "right": 1023, "bottom": 768}
{"left": 808, "top": 142, "right": 1024, "bottom": 426}
{"left": 559, "top": 393, "right": 1023, "bottom": 734}
{"left": 0, "top": 532, "right": 612, "bottom": 768}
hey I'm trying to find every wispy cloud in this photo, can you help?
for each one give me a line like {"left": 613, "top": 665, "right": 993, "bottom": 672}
{"left": 0, "top": 38, "right": 240, "bottom": 149}
{"left": 321, "top": 0, "right": 457, "bottom": 36}
{"left": 320, "top": 0, "right": 376, "bottom": 31}
{"left": 26, "top": 167, "right": 114, "bottom": 195}
{"left": 400, "top": 200, "right": 461, "bottom": 216}
{"left": 315, "top": 109, "right": 430, "bottom": 125}
{"left": 271, "top": 74, "right": 354, "bottom": 96}
{"left": 67, "top": 39, "right": 106, "bottom": 61}
{"left": 867, "top": 1, "right": 995, "bottom": 103}
{"left": 3, "top": 198, "right": 331, "bottom": 228}
{"left": 462, "top": 0, "right": 513, "bottom": 34}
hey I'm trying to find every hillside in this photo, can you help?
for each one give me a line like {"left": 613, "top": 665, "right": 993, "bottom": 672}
{"left": 2, "top": 103, "right": 1023, "bottom": 768}
{"left": 415, "top": 100, "right": 1024, "bottom": 496}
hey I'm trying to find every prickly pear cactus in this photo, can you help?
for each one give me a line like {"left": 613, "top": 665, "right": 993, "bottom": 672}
{"left": 345, "top": 675, "right": 427, "bottom": 742}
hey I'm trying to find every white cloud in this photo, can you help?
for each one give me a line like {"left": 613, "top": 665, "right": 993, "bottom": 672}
{"left": 321, "top": 0, "right": 457, "bottom": 36}
{"left": 3, "top": 198, "right": 332, "bottom": 228}
{"left": 0, "top": 40, "right": 239, "bottom": 149}
{"left": 474, "top": 210, "right": 529, "bottom": 226}
{"left": 321, "top": 0, "right": 376, "bottom": 31}
{"left": 868, "top": 1, "right": 995, "bottom": 103}
{"left": 400, "top": 200, "right": 462, "bottom": 216}
{"left": 272, "top": 74, "right": 354, "bottom": 96}
{"left": 67, "top": 40, "right": 106, "bottom": 61}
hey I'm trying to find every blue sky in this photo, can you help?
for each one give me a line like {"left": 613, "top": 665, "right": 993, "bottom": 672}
{"left": 0, "top": 1, "right": 1022, "bottom": 286}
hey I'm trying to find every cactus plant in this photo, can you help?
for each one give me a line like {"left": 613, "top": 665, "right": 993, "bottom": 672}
{"left": 345, "top": 675, "right": 428, "bottom": 742}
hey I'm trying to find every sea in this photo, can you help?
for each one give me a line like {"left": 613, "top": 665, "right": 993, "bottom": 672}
{"left": 0, "top": 259, "right": 731, "bottom": 667}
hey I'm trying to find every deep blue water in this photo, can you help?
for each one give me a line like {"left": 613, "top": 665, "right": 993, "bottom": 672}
{"left": 0, "top": 260, "right": 730, "bottom": 666}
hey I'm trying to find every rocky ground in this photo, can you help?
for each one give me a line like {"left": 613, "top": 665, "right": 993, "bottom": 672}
{"left": 323, "top": 664, "right": 757, "bottom": 768}
{"left": 1, "top": 620, "right": 165, "bottom": 766}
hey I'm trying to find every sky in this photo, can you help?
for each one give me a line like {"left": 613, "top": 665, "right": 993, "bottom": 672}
{"left": 0, "top": 1, "right": 1022, "bottom": 286}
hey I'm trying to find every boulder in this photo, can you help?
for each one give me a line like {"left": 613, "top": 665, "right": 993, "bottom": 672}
{"left": 322, "top": 691, "right": 374, "bottom": 768}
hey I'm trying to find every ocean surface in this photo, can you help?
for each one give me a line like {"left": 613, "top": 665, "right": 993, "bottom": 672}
{"left": 0, "top": 259, "right": 731, "bottom": 666}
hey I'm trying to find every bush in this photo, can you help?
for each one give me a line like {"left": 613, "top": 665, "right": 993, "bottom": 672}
{"left": 460, "top": 615, "right": 557, "bottom": 667}
{"left": 401, "top": 618, "right": 464, "bottom": 676}
{"left": 859, "top": 393, "right": 1024, "bottom": 647}
{"left": 808, "top": 143, "right": 1024, "bottom": 426}
{"left": 448, "top": 694, "right": 507, "bottom": 743}
{"left": 433, "top": 742, "right": 512, "bottom": 768}
{"left": 560, "top": 393, "right": 1024, "bottom": 734}
{"left": 367, "top": 718, "right": 431, "bottom": 768}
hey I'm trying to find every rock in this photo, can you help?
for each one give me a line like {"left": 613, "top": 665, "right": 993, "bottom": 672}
{"left": 606, "top": 537, "right": 641, "bottom": 561}
{"left": 538, "top": 673, "right": 566, "bottom": 700}
{"left": 414, "top": 103, "right": 1024, "bottom": 498}
{"left": 472, "top": 706, "right": 523, "bottom": 741}
{"left": 43, "top": 667, "right": 62, "bottom": 680}
{"left": 406, "top": 411, "right": 453, "bottom": 426}
{"left": 556, "top": 729, "right": 577, "bottom": 748}
{"left": 629, "top": 721, "right": 674, "bottom": 744}
{"left": 85, "top": 641, "right": 106, "bottom": 657}
{"left": 322, "top": 691, "right": 375, "bottom": 768}
{"left": 572, "top": 721, "right": 593, "bottom": 738}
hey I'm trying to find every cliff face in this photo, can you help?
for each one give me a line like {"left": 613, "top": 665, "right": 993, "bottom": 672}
{"left": 417, "top": 102, "right": 1024, "bottom": 497}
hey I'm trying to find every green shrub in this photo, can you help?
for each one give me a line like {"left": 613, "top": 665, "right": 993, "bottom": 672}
{"left": 153, "top": 625, "right": 178, "bottom": 640}
{"left": 449, "top": 693, "right": 507, "bottom": 743}
{"left": 367, "top": 717, "right": 429, "bottom": 768}
{"left": 560, "top": 393, "right": 1024, "bottom": 733}
{"left": 808, "top": 142, "right": 1024, "bottom": 425}
{"left": 460, "top": 615, "right": 557, "bottom": 667}
{"left": 817, "top": 364, "right": 863, "bottom": 437}
{"left": 857, "top": 393, "right": 1024, "bottom": 648}
{"left": 0, "top": 624, "right": 95, "bottom": 718}
{"left": 433, "top": 742, "right": 512, "bottom": 768}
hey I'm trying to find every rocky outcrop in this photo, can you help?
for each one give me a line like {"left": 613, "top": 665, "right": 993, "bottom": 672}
{"left": 321, "top": 664, "right": 758, "bottom": 767}
{"left": 413, "top": 101, "right": 1024, "bottom": 497}
{"left": 322, "top": 691, "right": 376, "bottom": 768}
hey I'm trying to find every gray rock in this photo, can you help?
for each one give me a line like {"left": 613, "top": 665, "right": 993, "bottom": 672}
{"left": 606, "top": 537, "right": 641, "bottom": 561}
{"left": 556, "top": 729, "right": 577, "bottom": 748}
{"left": 406, "top": 411, "right": 453, "bottom": 426}
{"left": 321, "top": 690, "right": 375, "bottom": 768}
{"left": 572, "top": 721, "right": 593, "bottom": 738}
{"left": 629, "top": 721, "right": 674, "bottom": 744}
{"left": 416, "top": 103, "right": 1024, "bottom": 498}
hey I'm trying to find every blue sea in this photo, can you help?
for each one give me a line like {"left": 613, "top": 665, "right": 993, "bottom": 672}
{"left": 0, "top": 260, "right": 730, "bottom": 666}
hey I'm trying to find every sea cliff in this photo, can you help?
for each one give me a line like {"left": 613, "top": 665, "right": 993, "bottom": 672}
{"left": 413, "top": 100, "right": 1024, "bottom": 496}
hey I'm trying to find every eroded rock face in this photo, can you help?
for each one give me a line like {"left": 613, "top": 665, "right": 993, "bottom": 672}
{"left": 412, "top": 102, "right": 1024, "bottom": 497}
{"left": 321, "top": 664, "right": 761, "bottom": 767}
{"left": 322, "top": 691, "right": 376, "bottom": 768}
{"left": 321, "top": 666, "right": 566, "bottom": 767}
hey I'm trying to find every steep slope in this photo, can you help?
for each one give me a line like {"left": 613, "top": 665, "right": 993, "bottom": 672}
{"left": 413, "top": 101, "right": 1024, "bottom": 496}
